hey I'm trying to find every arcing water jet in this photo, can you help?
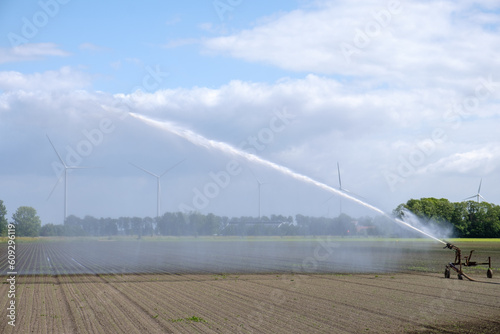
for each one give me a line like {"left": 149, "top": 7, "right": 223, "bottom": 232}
{"left": 129, "top": 112, "right": 446, "bottom": 244}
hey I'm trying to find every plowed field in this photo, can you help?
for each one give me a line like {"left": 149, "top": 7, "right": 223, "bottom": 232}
{"left": 1, "top": 237, "right": 499, "bottom": 333}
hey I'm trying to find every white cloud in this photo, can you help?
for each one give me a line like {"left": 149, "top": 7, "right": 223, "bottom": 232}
{"left": 110, "top": 60, "right": 122, "bottom": 70}
{"left": 163, "top": 38, "right": 199, "bottom": 49}
{"left": 418, "top": 146, "right": 500, "bottom": 175}
{"left": 79, "top": 43, "right": 110, "bottom": 52}
{"left": 165, "top": 15, "right": 181, "bottom": 26}
{"left": 0, "top": 67, "right": 92, "bottom": 92}
{"left": 0, "top": 43, "right": 69, "bottom": 64}
{"left": 125, "top": 58, "right": 143, "bottom": 66}
{"left": 2, "top": 31, "right": 500, "bottom": 222}
{"left": 203, "top": 0, "right": 500, "bottom": 89}
{"left": 116, "top": 74, "right": 457, "bottom": 138}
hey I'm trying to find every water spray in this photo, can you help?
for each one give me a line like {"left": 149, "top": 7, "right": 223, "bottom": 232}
{"left": 129, "top": 113, "right": 494, "bottom": 280}
{"left": 129, "top": 113, "right": 445, "bottom": 240}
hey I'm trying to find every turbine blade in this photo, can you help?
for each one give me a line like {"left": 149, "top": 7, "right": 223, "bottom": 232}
{"left": 463, "top": 195, "right": 476, "bottom": 201}
{"left": 160, "top": 158, "right": 186, "bottom": 177}
{"left": 67, "top": 166, "right": 97, "bottom": 169}
{"left": 247, "top": 166, "right": 263, "bottom": 184}
{"left": 342, "top": 187, "right": 367, "bottom": 200}
{"left": 478, "top": 178, "right": 482, "bottom": 194}
{"left": 46, "top": 135, "right": 66, "bottom": 167}
{"left": 337, "top": 162, "right": 342, "bottom": 190}
{"left": 130, "top": 162, "right": 159, "bottom": 178}
{"left": 46, "top": 174, "right": 64, "bottom": 200}
{"left": 322, "top": 194, "right": 336, "bottom": 204}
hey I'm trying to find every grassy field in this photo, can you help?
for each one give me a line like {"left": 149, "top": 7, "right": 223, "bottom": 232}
{"left": 1, "top": 237, "right": 499, "bottom": 333}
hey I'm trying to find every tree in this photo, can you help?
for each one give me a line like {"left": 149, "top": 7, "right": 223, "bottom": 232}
{"left": 12, "top": 206, "right": 41, "bottom": 237}
{"left": 451, "top": 202, "right": 469, "bottom": 237}
{"left": 82, "top": 215, "right": 100, "bottom": 236}
{"left": 40, "top": 223, "right": 65, "bottom": 236}
{"left": 0, "top": 200, "right": 7, "bottom": 236}
{"left": 131, "top": 217, "right": 143, "bottom": 238}
{"left": 143, "top": 217, "right": 154, "bottom": 236}
{"left": 394, "top": 198, "right": 500, "bottom": 238}
{"left": 100, "top": 217, "right": 118, "bottom": 237}
{"left": 64, "top": 215, "right": 85, "bottom": 236}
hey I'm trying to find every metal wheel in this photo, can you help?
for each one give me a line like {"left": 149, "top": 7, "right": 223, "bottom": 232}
{"left": 487, "top": 268, "right": 493, "bottom": 278}
{"left": 444, "top": 267, "right": 450, "bottom": 279}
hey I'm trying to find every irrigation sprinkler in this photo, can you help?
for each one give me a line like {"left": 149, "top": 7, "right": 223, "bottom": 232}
{"left": 443, "top": 242, "right": 493, "bottom": 281}
{"left": 128, "top": 113, "right": 495, "bottom": 283}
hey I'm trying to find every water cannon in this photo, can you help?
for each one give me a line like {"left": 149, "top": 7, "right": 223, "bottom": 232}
{"left": 442, "top": 240, "right": 493, "bottom": 281}
{"left": 443, "top": 242, "right": 458, "bottom": 251}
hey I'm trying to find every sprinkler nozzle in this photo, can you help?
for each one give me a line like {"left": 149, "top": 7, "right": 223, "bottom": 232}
{"left": 443, "top": 242, "right": 454, "bottom": 250}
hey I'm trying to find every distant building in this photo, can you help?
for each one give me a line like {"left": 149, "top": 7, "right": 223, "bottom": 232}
{"left": 351, "top": 220, "right": 376, "bottom": 235}
{"left": 227, "top": 220, "right": 286, "bottom": 227}
{"left": 222, "top": 220, "right": 290, "bottom": 236}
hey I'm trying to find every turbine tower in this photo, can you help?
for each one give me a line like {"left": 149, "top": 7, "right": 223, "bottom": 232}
{"left": 130, "top": 159, "right": 185, "bottom": 218}
{"left": 47, "top": 135, "right": 92, "bottom": 222}
{"left": 464, "top": 178, "right": 486, "bottom": 203}
{"left": 249, "top": 169, "right": 267, "bottom": 220}
{"left": 337, "top": 162, "right": 343, "bottom": 214}
{"left": 324, "top": 162, "right": 363, "bottom": 216}
{"left": 324, "top": 162, "right": 345, "bottom": 214}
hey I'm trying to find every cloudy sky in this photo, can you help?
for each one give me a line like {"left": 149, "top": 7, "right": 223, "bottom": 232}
{"left": 1, "top": 0, "right": 499, "bottom": 224}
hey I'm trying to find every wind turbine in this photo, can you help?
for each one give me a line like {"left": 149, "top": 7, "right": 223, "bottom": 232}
{"left": 130, "top": 159, "right": 185, "bottom": 218}
{"left": 324, "top": 162, "right": 361, "bottom": 216}
{"left": 464, "top": 178, "right": 486, "bottom": 203}
{"left": 47, "top": 135, "right": 92, "bottom": 222}
{"left": 249, "top": 168, "right": 267, "bottom": 220}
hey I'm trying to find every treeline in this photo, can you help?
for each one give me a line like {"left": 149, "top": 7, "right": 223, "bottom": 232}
{"left": 393, "top": 198, "right": 500, "bottom": 238}
{"left": 41, "top": 213, "right": 366, "bottom": 237}
{"left": 20, "top": 212, "right": 401, "bottom": 238}
{"left": 2, "top": 198, "right": 500, "bottom": 238}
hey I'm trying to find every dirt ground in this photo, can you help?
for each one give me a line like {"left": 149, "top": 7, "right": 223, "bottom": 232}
{"left": 1, "top": 272, "right": 499, "bottom": 333}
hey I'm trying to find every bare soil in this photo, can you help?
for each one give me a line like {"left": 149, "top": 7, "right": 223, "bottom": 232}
{"left": 1, "top": 238, "right": 499, "bottom": 332}
{"left": 1, "top": 272, "right": 499, "bottom": 333}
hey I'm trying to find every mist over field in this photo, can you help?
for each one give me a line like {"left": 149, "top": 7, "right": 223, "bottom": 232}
{"left": 1, "top": 237, "right": 446, "bottom": 276}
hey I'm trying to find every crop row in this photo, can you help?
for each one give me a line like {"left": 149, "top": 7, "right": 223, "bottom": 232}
{"left": 0, "top": 238, "right": 496, "bottom": 276}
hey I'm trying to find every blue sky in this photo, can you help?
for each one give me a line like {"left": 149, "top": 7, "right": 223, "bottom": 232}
{"left": 1, "top": 0, "right": 300, "bottom": 92}
{"left": 1, "top": 0, "right": 500, "bottom": 225}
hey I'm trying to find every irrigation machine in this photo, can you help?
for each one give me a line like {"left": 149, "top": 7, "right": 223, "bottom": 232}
{"left": 443, "top": 242, "right": 493, "bottom": 281}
